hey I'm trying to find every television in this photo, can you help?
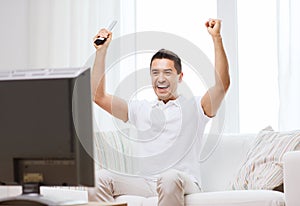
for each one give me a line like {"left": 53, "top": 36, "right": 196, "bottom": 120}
{"left": 0, "top": 67, "right": 95, "bottom": 204}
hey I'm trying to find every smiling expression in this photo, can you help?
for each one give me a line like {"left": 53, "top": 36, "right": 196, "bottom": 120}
{"left": 150, "top": 58, "right": 183, "bottom": 103}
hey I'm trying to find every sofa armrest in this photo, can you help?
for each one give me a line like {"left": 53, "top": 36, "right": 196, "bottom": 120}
{"left": 283, "top": 151, "right": 300, "bottom": 206}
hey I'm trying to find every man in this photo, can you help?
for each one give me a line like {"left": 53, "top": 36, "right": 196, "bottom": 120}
{"left": 91, "top": 19, "right": 230, "bottom": 206}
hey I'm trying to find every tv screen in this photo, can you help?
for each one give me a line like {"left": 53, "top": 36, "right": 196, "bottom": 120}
{"left": 0, "top": 67, "right": 94, "bottom": 187}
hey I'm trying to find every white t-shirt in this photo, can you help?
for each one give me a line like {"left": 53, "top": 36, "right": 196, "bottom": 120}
{"left": 128, "top": 95, "right": 210, "bottom": 184}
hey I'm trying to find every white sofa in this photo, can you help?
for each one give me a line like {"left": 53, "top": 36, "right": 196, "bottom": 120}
{"left": 89, "top": 133, "right": 300, "bottom": 206}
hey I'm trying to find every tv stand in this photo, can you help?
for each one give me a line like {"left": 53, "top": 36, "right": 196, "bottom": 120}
{"left": 0, "top": 186, "right": 88, "bottom": 206}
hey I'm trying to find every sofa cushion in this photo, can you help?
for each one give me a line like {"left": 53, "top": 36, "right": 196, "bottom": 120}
{"left": 231, "top": 126, "right": 300, "bottom": 190}
{"left": 115, "top": 190, "right": 284, "bottom": 206}
{"left": 185, "top": 190, "right": 284, "bottom": 206}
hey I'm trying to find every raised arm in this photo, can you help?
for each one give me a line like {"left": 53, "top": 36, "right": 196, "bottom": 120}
{"left": 201, "top": 19, "right": 230, "bottom": 117}
{"left": 92, "top": 28, "right": 128, "bottom": 122}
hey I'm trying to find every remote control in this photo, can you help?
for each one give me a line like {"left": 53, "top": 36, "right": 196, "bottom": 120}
{"left": 94, "top": 20, "right": 117, "bottom": 45}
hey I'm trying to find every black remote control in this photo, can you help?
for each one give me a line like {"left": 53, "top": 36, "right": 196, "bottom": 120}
{"left": 94, "top": 37, "right": 106, "bottom": 45}
{"left": 94, "top": 20, "right": 117, "bottom": 46}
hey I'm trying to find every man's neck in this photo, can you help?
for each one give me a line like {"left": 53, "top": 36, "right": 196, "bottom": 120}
{"left": 160, "top": 95, "right": 179, "bottom": 104}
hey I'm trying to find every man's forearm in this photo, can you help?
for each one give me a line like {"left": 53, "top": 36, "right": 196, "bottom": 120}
{"left": 212, "top": 35, "right": 230, "bottom": 91}
{"left": 91, "top": 48, "right": 107, "bottom": 99}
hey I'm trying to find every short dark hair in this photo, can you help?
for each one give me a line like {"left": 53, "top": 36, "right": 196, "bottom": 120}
{"left": 150, "top": 49, "right": 182, "bottom": 74}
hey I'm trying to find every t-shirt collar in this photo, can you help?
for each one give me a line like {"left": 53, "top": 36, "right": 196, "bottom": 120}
{"left": 151, "top": 96, "right": 182, "bottom": 108}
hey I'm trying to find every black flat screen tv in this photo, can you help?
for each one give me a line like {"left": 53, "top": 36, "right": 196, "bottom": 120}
{"left": 0, "top": 67, "right": 94, "bottom": 188}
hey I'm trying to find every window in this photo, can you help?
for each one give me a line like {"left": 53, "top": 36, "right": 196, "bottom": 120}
{"left": 237, "top": 0, "right": 279, "bottom": 132}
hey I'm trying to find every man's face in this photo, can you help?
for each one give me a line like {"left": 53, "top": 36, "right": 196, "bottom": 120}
{"left": 150, "top": 58, "right": 183, "bottom": 102}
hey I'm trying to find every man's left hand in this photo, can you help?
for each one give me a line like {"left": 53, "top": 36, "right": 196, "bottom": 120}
{"left": 205, "top": 18, "right": 221, "bottom": 38}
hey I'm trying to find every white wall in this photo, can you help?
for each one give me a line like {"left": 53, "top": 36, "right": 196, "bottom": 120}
{"left": 0, "top": 0, "right": 29, "bottom": 71}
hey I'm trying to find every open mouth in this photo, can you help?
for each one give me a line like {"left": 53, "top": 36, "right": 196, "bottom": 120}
{"left": 157, "top": 85, "right": 169, "bottom": 89}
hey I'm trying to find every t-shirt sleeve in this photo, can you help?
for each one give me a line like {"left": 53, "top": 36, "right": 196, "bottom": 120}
{"left": 194, "top": 96, "right": 211, "bottom": 123}
{"left": 127, "top": 100, "right": 140, "bottom": 126}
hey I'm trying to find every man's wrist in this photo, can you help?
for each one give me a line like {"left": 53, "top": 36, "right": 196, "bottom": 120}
{"left": 96, "top": 47, "right": 108, "bottom": 55}
{"left": 212, "top": 34, "right": 222, "bottom": 40}
{"left": 212, "top": 34, "right": 223, "bottom": 43}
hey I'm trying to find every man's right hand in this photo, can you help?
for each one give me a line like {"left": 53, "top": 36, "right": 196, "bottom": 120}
{"left": 93, "top": 28, "right": 112, "bottom": 50}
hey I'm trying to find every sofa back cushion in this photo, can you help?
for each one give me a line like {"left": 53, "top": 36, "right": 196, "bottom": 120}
{"left": 199, "top": 133, "right": 255, "bottom": 192}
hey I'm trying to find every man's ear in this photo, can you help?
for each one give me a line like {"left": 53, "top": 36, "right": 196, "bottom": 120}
{"left": 178, "top": 72, "right": 183, "bottom": 83}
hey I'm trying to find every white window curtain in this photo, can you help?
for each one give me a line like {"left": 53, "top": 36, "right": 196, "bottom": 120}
{"left": 217, "top": 0, "right": 239, "bottom": 133}
{"left": 277, "top": 0, "right": 300, "bottom": 131}
{"left": 28, "top": 0, "right": 121, "bottom": 68}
